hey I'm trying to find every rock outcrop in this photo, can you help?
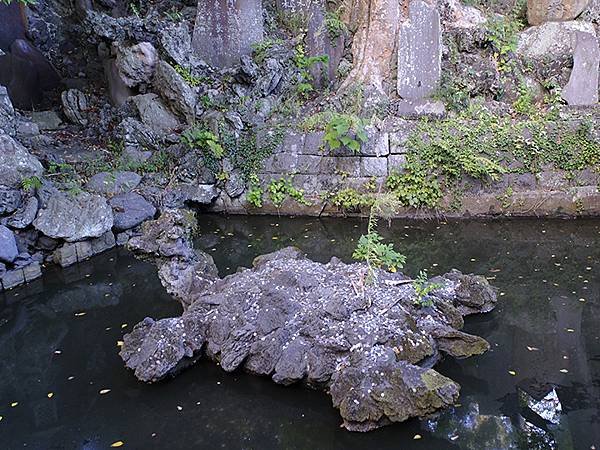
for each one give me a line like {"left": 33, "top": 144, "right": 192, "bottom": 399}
{"left": 121, "top": 225, "right": 497, "bottom": 431}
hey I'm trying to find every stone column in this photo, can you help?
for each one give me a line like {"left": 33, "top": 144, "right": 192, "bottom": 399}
{"left": 192, "top": 0, "right": 264, "bottom": 69}
{"left": 397, "top": 0, "right": 441, "bottom": 100}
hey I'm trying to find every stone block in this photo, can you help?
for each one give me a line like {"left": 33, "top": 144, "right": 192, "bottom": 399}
{"left": 1, "top": 268, "right": 24, "bottom": 290}
{"left": 361, "top": 157, "right": 388, "bottom": 177}
{"left": 389, "top": 128, "right": 416, "bottom": 154}
{"left": 319, "top": 157, "right": 361, "bottom": 177}
{"left": 91, "top": 231, "right": 116, "bottom": 255}
{"left": 22, "top": 261, "right": 42, "bottom": 282}
{"left": 302, "top": 132, "right": 325, "bottom": 155}
{"left": 53, "top": 243, "right": 77, "bottom": 268}
{"left": 360, "top": 129, "right": 389, "bottom": 156}
{"left": 388, "top": 155, "right": 408, "bottom": 173}
{"left": 562, "top": 31, "right": 600, "bottom": 105}
{"left": 74, "top": 241, "right": 93, "bottom": 261}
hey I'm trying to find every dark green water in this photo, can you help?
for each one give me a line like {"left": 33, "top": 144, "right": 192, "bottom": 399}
{"left": 1, "top": 215, "right": 599, "bottom": 449}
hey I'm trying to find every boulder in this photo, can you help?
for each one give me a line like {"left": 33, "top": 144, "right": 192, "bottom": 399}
{"left": 0, "top": 133, "right": 44, "bottom": 188}
{"left": 153, "top": 60, "right": 199, "bottom": 122}
{"left": 162, "top": 183, "right": 219, "bottom": 208}
{"left": 85, "top": 171, "right": 141, "bottom": 196}
{"left": 527, "top": 0, "right": 590, "bottom": 25}
{"left": 33, "top": 191, "right": 113, "bottom": 242}
{"left": 119, "top": 118, "right": 159, "bottom": 151}
{"left": 561, "top": 31, "right": 600, "bottom": 105}
{"left": 398, "top": 0, "right": 442, "bottom": 99}
{"left": 120, "top": 246, "right": 497, "bottom": 431}
{"left": 160, "top": 22, "right": 201, "bottom": 70}
{"left": 61, "top": 89, "right": 88, "bottom": 126}
{"left": 131, "top": 93, "right": 180, "bottom": 135}
{"left": 192, "top": 0, "right": 264, "bottom": 69}
{"left": 0, "top": 224, "right": 18, "bottom": 263}
{"left": 115, "top": 42, "right": 158, "bottom": 88}
{"left": 109, "top": 192, "right": 157, "bottom": 231}
{"left": 517, "top": 20, "right": 596, "bottom": 60}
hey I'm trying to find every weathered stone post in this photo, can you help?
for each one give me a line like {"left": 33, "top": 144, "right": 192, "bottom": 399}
{"left": 397, "top": 0, "right": 441, "bottom": 100}
{"left": 192, "top": 0, "right": 265, "bottom": 69}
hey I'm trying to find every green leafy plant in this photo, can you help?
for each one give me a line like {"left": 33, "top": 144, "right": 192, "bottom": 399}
{"left": 267, "top": 177, "right": 311, "bottom": 209}
{"left": 246, "top": 174, "right": 264, "bottom": 208}
{"left": 486, "top": 14, "right": 525, "bottom": 72}
{"left": 324, "top": 9, "right": 348, "bottom": 41}
{"left": 174, "top": 65, "right": 205, "bottom": 87}
{"left": 251, "top": 39, "right": 284, "bottom": 64}
{"left": 21, "top": 175, "right": 42, "bottom": 191}
{"left": 329, "top": 188, "right": 373, "bottom": 212}
{"left": 352, "top": 194, "right": 406, "bottom": 281}
{"left": 1, "top": 0, "right": 37, "bottom": 4}
{"left": 412, "top": 270, "right": 442, "bottom": 308}
{"left": 323, "top": 113, "right": 368, "bottom": 153}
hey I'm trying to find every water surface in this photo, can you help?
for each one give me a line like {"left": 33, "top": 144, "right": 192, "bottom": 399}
{"left": 1, "top": 215, "right": 599, "bottom": 449}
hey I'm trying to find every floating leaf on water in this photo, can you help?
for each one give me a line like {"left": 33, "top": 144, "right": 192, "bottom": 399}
{"left": 74, "top": 312, "right": 86, "bottom": 317}
{"left": 0, "top": 415, "right": 2, "bottom": 421}
{"left": 413, "top": 434, "right": 422, "bottom": 440}
{"left": 508, "top": 370, "right": 517, "bottom": 376}
{"left": 54, "top": 350, "right": 62, "bottom": 355}
{"left": 67, "top": 376, "right": 75, "bottom": 381}
{"left": 99, "top": 389, "right": 111, "bottom": 395}
{"left": 121, "top": 324, "right": 128, "bottom": 329}
{"left": 566, "top": 328, "right": 575, "bottom": 333}
{"left": 526, "top": 346, "right": 539, "bottom": 352}
{"left": 116, "top": 341, "right": 124, "bottom": 347}
{"left": 177, "top": 405, "right": 183, "bottom": 411}
{"left": 110, "top": 441, "right": 124, "bottom": 447}
{"left": 560, "top": 369, "right": 569, "bottom": 373}
{"left": 272, "top": 236, "right": 279, "bottom": 240}
{"left": 579, "top": 298, "right": 586, "bottom": 302}
{"left": 47, "top": 392, "right": 53, "bottom": 398}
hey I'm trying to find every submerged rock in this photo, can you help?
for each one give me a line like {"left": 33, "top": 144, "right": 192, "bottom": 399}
{"left": 121, "top": 242, "right": 497, "bottom": 431}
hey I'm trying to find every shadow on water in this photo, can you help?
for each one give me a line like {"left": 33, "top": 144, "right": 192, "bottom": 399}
{"left": 1, "top": 215, "right": 599, "bottom": 449}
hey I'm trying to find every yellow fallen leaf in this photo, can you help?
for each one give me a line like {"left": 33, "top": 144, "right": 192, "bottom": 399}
{"left": 110, "top": 441, "right": 124, "bottom": 447}
{"left": 10, "top": 402, "right": 18, "bottom": 407}
{"left": 526, "top": 346, "right": 539, "bottom": 352}
{"left": 74, "top": 312, "right": 86, "bottom": 317}
{"left": 413, "top": 434, "right": 422, "bottom": 440}
{"left": 566, "top": 328, "right": 575, "bottom": 333}
{"left": 508, "top": 370, "right": 517, "bottom": 376}
{"left": 47, "top": 392, "right": 53, "bottom": 398}
{"left": 121, "top": 324, "right": 128, "bottom": 329}
{"left": 116, "top": 341, "right": 124, "bottom": 347}
{"left": 99, "top": 389, "right": 111, "bottom": 395}
{"left": 0, "top": 415, "right": 3, "bottom": 421}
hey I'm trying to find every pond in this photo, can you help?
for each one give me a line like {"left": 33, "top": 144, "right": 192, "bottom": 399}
{"left": 1, "top": 215, "right": 599, "bottom": 449}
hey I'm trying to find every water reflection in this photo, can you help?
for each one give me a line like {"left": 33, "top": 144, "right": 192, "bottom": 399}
{"left": 0, "top": 215, "right": 598, "bottom": 449}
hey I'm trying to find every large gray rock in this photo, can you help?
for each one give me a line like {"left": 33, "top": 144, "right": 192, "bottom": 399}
{"left": 153, "top": 61, "right": 199, "bottom": 122}
{"left": 192, "top": 0, "right": 264, "bottom": 69}
{"left": 30, "top": 110, "right": 62, "bottom": 131}
{"left": 33, "top": 191, "right": 114, "bottom": 242}
{"left": 397, "top": 1, "right": 442, "bottom": 99}
{"left": 562, "top": 31, "right": 600, "bottom": 105}
{"left": 115, "top": 42, "right": 158, "bottom": 88}
{"left": 110, "top": 192, "right": 157, "bottom": 231}
{"left": 121, "top": 247, "right": 496, "bottom": 431}
{"left": 527, "top": 0, "right": 590, "bottom": 25}
{"left": 0, "top": 134, "right": 44, "bottom": 188}
{"left": 0, "top": 225, "right": 18, "bottom": 264}
{"left": 103, "top": 58, "right": 133, "bottom": 107}
{"left": 85, "top": 171, "right": 142, "bottom": 196}
{"left": 162, "top": 183, "right": 219, "bottom": 208}
{"left": 160, "top": 22, "right": 201, "bottom": 70}
{"left": 131, "top": 94, "right": 180, "bottom": 135}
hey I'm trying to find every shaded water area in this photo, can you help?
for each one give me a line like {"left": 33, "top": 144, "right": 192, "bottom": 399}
{"left": 1, "top": 215, "right": 599, "bottom": 449}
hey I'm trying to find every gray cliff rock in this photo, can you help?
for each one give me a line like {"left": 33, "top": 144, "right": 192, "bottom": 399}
{"left": 0, "top": 134, "right": 44, "bottom": 188}
{"left": 110, "top": 192, "right": 156, "bottom": 231}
